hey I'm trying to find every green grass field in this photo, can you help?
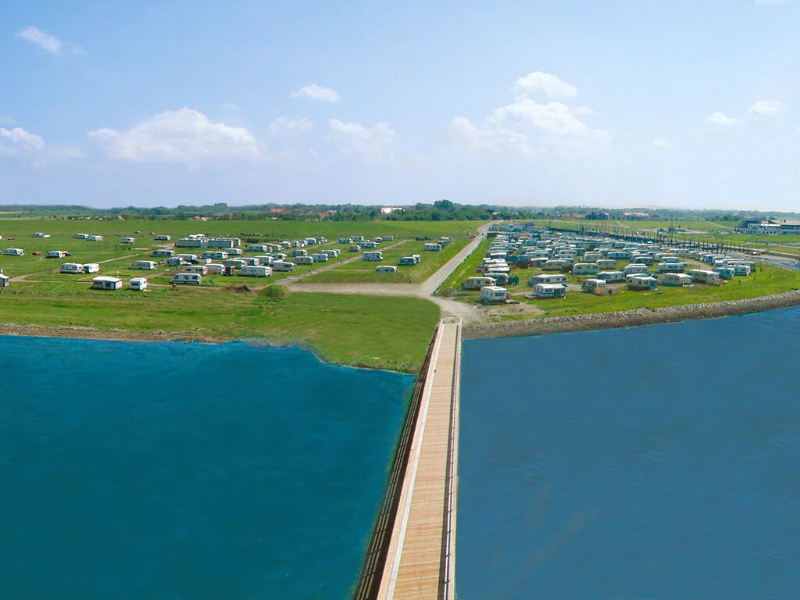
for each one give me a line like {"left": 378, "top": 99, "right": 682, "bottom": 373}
{"left": 0, "top": 283, "right": 441, "bottom": 372}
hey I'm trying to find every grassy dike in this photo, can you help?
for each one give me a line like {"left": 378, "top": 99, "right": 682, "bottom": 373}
{"left": 0, "top": 285, "right": 441, "bottom": 373}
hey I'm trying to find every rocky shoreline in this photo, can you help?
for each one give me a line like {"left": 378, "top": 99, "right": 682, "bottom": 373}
{"left": 463, "top": 290, "right": 800, "bottom": 339}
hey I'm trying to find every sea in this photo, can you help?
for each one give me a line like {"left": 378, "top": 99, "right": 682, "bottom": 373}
{"left": 0, "top": 337, "right": 413, "bottom": 599}
{"left": 458, "top": 307, "right": 800, "bottom": 599}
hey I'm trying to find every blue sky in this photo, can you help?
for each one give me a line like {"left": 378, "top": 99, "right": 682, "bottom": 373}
{"left": 2, "top": 0, "right": 800, "bottom": 210}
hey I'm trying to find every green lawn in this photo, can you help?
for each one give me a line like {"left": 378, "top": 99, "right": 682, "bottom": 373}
{"left": 0, "top": 284, "right": 441, "bottom": 372}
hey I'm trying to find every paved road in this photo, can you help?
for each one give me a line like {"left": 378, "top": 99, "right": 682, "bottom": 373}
{"left": 286, "top": 222, "right": 494, "bottom": 322}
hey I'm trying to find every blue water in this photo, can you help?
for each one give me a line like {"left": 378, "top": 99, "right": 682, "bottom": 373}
{"left": 0, "top": 337, "right": 413, "bottom": 599}
{"left": 459, "top": 307, "right": 800, "bottom": 599}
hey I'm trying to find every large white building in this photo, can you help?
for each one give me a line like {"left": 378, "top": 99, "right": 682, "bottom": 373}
{"left": 737, "top": 219, "right": 800, "bottom": 235}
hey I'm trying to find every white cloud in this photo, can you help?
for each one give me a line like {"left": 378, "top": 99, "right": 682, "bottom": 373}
{"left": 88, "top": 107, "right": 262, "bottom": 164}
{"left": 17, "top": 26, "right": 85, "bottom": 55}
{"left": 291, "top": 84, "right": 339, "bottom": 102}
{"left": 748, "top": 100, "right": 786, "bottom": 121}
{"left": 0, "top": 126, "right": 45, "bottom": 158}
{"left": 269, "top": 117, "right": 313, "bottom": 135}
{"left": 653, "top": 138, "right": 674, "bottom": 149}
{"left": 450, "top": 94, "right": 611, "bottom": 156}
{"left": 703, "top": 111, "right": 742, "bottom": 132}
{"left": 325, "top": 119, "right": 394, "bottom": 161}
{"left": 514, "top": 72, "right": 578, "bottom": 98}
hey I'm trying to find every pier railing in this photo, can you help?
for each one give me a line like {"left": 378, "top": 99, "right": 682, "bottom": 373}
{"left": 352, "top": 325, "right": 440, "bottom": 600}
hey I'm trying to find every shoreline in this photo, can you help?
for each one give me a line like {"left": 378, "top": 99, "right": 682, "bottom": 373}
{"left": 463, "top": 289, "right": 800, "bottom": 339}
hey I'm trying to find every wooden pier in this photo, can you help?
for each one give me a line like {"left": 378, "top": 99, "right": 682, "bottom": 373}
{"left": 354, "top": 319, "right": 461, "bottom": 600}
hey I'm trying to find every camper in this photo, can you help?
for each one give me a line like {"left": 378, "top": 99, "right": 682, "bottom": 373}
{"left": 322, "top": 249, "right": 340, "bottom": 259}
{"left": 687, "top": 269, "right": 721, "bottom": 285}
{"left": 92, "top": 276, "right": 122, "bottom": 290}
{"left": 206, "top": 263, "right": 226, "bottom": 275}
{"left": 312, "top": 253, "right": 329, "bottom": 263}
{"left": 659, "top": 273, "right": 693, "bottom": 287}
{"left": 46, "top": 250, "right": 67, "bottom": 259}
{"left": 362, "top": 251, "right": 384, "bottom": 262}
{"left": 88, "top": 235, "right": 103, "bottom": 242}
{"left": 383, "top": 235, "right": 394, "bottom": 241}
{"left": 120, "top": 237, "right": 136, "bottom": 244}
{"left": 248, "top": 244, "right": 270, "bottom": 253}
{"left": 657, "top": 262, "right": 687, "bottom": 273}
{"left": 360, "top": 241, "right": 378, "bottom": 249}
{"left": 596, "top": 259, "right": 617, "bottom": 270}
{"left": 0, "top": 273, "right": 9, "bottom": 287}
{"left": 529, "top": 273, "right": 568, "bottom": 286}
{"left": 715, "top": 266, "right": 735, "bottom": 280}
{"left": 338, "top": 238, "right": 352, "bottom": 244}
{"left": 295, "top": 256, "right": 314, "bottom": 265}
{"left": 202, "top": 251, "right": 228, "bottom": 260}
{"left": 572, "top": 263, "right": 599, "bottom": 276}
{"left": 130, "top": 260, "right": 157, "bottom": 271}
{"left": 596, "top": 271, "right": 626, "bottom": 283}
{"left": 486, "top": 272, "right": 509, "bottom": 285}
{"left": 3, "top": 248, "right": 24, "bottom": 256}
{"left": 227, "top": 248, "right": 243, "bottom": 256}
{"left": 375, "top": 265, "right": 397, "bottom": 274}
{"left": 423, "top": 243, "right": 442, "bottom": 251}
{"left": 152, "top": 249, "right": 175, "bottom": 258}
{"left": 129, "top": 277, "right": 148, "bottom": 291}
{"left": 83, "top": 263, "right": 100, "bottom": 274}
{"left": 581, "top": 278, "right": 607, "bottom": 293}
{"left": 166, "top": 257, "right": 189, "bottom": 267}
{"left": 733, "top": 265, "right": 751, "bottom": 276}
{"left": 223, "top": 259, "right": 246, "bottom": 270}
{"left": 32, "top": 232, "right": 50, "bottom": 238}
{"left": 291, "top": 249, "right": 308, "bottom": 258}
{"left": 626, "top": 274, "right": 658, "bottom": 291}
{"left": 74, "top": 233, "right": 89, "bottom": 239}
{"left": 533, "top": 283, "right": 566, "bottom": 299}
{"left": 623, "top": 264, "right": 650, "bottom": 276}
{"left": 543, "top": 259, "right": 570, "bottom": 272}
{"left": 240, "top": 265, "right": 272, "bottom": 277}
{"left": 185, "top": 265, "right": 208, "bottom": 275}
{"left": 462, "top": 276, "right": 497, "bottom": 290}
{"left": 60, "top": 262, "right": 85, "bottom": 274}
{"left": 480, "top": 285, "right": 508, "bottom": 304}
{"left": 272, "top": 261, "right": 296, "bottom": 272}
{"left": 397, "top": 256, "right": 417, "bottom": 266}
{"left": 172, "top": 272, "right": 202, "bottom": 285}
{"left": 154, "top": 234, "right": 171, "bottom": 241}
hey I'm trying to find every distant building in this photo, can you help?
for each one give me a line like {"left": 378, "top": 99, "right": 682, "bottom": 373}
{"left": 381, "top": 206, "right": 404, "bottom": 215}
{"left": 622, "top": 212, "right": 650, "bottom": 220}
{"left": 736, "top": 219, "right": 800, "bottom": 235}
{"left": 585, "top": 211, "right": 610, "bottom": 221}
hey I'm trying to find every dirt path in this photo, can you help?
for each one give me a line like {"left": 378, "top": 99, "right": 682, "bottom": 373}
{"left": 285, "top": 223, "right": 494, "bottom": 322}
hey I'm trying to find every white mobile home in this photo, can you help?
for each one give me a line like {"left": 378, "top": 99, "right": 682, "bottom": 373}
{"left": 657, "top": 262, "right": 687, "bottom": 273}
{"left": 172, "top": 272, "right": 202, "bottom": 285}
{"left": 596, "top": 271, "right": 626, "bottom": 283}
{"left": 88, "top": 235, "right": 103, "bottom": 242}
{"left": 596, "top": 259, "right": 617, "bottom": 270}
{"left": 153, "top": 234, "right": 171, "bottom": 241}
{"left": 462, "top": 276, "right": 496, "bottom": 290}
{"left": 60, "top": 262, "right": 85, "bottom": 274}
{"left": 83, "top": 263, "right": 100, "bottom": 273}
{"left": 626, "top": 274, "right": 658, "bottom": 291}
{"left": 32, "top": 232, "right": 50, "bottom": 238}
{"left": 480, "top": 285, "right": 508, "bottom": 304}
{"left": 3, "top": 248, "right": 24, "bottom": 256}
{"left": 375, "top": 265, "right": 397, "bottom": 273}
{"left": 92, "top": 276, "right": 122, "bottom": 290}
{"left": 206, "top": 263, "right": 226, "bottom": 275}
{"left": 687, "top": 269, "right": 721, "bottom": 285}
{"left": 202, "top": 251, "right": 228, "bottom": 260}
{"left": 295, "top": 256, "right": 314, "bottom": 265}
{"left": 240, "top": 265, "right": 272, "bottom": 277}
{"left": 312, "top": 253, "right": 329, "bottom": 263}
{"left": 733, "top": 265, "right": 751, "bottom": 276}
{"left": 74, "top": 233, "right": 89, "bottom": 239}
{"left": 223, "top": 259, "right": 246, "bottom": 270}
{"left": 659, "top": 273, "right": 693, "bottom": 287}
{"left": 0, "top": 274, "right": 8, "bottom": 287}
{"left": 533, "top": 283, "right": 566, "bottom": 298}
{"left": 46, "top": 250, "right": 67, "bottom": 258}
{"left": 152, "top": 249, "right": 175, "bottom": 258}
{"left": 362, "top": 251, "right": 384, "bottom": 262}
{"left": 129, "top": 277, "right": 148, "bottom": 291}
{"left": 581, "top": 278, "right": 607, "bottom": 292}
{"left": 572, "top": 263, "right": 599, "bottom": 276}
{"left": 130, "top": 260, "right": 158, "bottom": 271}
{"left": 398, "top": 256, "right": 418, "bottom": 266}
{"left": 423, "top": 243, "right": 442, "bottom": 251}
{"left": 543, "top": 259, "right": 569, "bottom": 272}
{"left": 120, "top": 237, "right": 136, "bottom": 244}
{"left": 185, "top": 265, "right": 208, "bottom": 275}
{"left": 272, "top": 261, "right": 296, "bottom": 272}
{"left": 529, "top": 273, "right": 568, "bottom": 286}
{"left": 623, "top": 264, "right": 650, "bottom": 276}
{"left": 715, "top": 267, "right": 735, "bottom": 280}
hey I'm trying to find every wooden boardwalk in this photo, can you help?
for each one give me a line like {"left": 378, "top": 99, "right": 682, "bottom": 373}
{"left": 377, "top": 319, "right": 461, "bottom": 600}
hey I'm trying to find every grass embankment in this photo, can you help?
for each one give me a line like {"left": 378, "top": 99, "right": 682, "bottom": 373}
{"left": 300, "top": 239, "right": 469, "bottom": 284}
{"left": 0, "top": 285, "right": 440, "bottom": 372}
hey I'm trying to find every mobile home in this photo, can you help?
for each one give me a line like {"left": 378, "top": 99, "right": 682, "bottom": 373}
{"left": 656, "top": 262, "right": 687, "bottom": 273}
{"left": 715, "top": 267, "right": 735, "bottom": 280}
{"left": 362, "top": 251, "right": 384, "bottom": 262}
{"left": 120, "top": 237, "right": 135, "bottom": 244}
{"left": 92, "top": 276, "right": 122, "bottom": 290}
{"left": 375, "top": 265, "right": 397, "bottom": 274}
{"left": 480, "top": 285, "right": 508, "bottom": 304}
{"left": 596, "top": 271, "right": 626, "bottom": 283}
{"left": 74, "top": 233, "right": 89, "bottom": 239}
{"left": 240, "top": 265, "right": 272, "bottom": 277}
{"left": 423, "top": 243, "right": 442, "bottom": 251}
{"left": 532, "top": 283, "right": 566, "bottom": 298}
{"left": 659, "top": 273, "right": 693, "bottom": 287}
{"left": 129, "top": 277, "right": 148, "bottom": 291}
{"left": 206, "top": 263, "right": 226, "bottom": 275}
{"left": 272, "top": 261, "right": 296, "bottom": 272}
{"left": 153, "top": 234, "right": 171, "bottom": 241}
{"left": 312, "top": 253, "right": 329, "bottom": 263}
{"left": 185, "top": 265, "right": 208, "bottom": 275}
{"left": 398, "top": 256, "right": 418, "bottom": 266}
{"left": 626, "top": 275, "right": 658, "bottom": 291}
{"left": 687, "top": 269, "right": 721, "bottom": 285}
{"left": 572, "top": 263, "right": 599, "bottom": 276}
{"left": 151, "top": 249, "right": 175, "bottom": 258}
{"left": 543, "top": 259, "right": 569, "bottom": 272}
{"left": 485, "top": 272, "right": 509, "bottom": 285}
{"left": 596, "top": 259, "right": 617, "bottom": 270}
{"left": 462, "top": 276, "right": 496, "bottom": 290}
{"left": 529, "top": 273, "right": 568, "bottom": 286}
{"left": 0, "top": 274, "right": 8, "bottom": 287}
{"left": 3, "top": 248, "right": 24, "bottom": 256}
{"left": 130, "top": 260, "right": 158, "bottom": 271}
{"left": 83, "top": 263, "right": 100, "bottom": 274}
{"left": 46, "top": 250, "right": 67, "bottom": 258}
{"left": 172, "top": 272, "right": 202, "bottom": 285}
{"left": 88, "top": 235, "right": 103, "bottom": 242}
{"left": 60, "top": 262, "right": 85, "bottom": 274}
{"left": 295, "top": 256, "right": 314, "bottom": 265}
{"left": 623, "top": 264, "right": 650, "bottom": 276}
{"left": 581, "top": 278, "right": 607, "bottom": 292}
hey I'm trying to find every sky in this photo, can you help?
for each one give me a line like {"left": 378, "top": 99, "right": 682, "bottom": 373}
{"left": 2, "top": 0, "right": 800, "bottom": 210}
